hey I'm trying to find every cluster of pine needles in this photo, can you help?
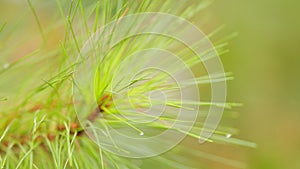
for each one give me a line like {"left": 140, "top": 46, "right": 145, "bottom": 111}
{"left": 0, "top": 0, "right": 255, "bottom": 168}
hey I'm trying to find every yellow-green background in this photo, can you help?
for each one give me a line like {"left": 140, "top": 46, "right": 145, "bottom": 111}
{"left": 202, "top": 0, "right": 300, "bottom": 168}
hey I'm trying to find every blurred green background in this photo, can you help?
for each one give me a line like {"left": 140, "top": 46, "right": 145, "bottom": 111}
{"left": 202, "top": 0, "right": 300, "bottom": 169}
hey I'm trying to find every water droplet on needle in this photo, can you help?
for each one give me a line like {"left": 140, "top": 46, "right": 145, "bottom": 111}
{"left": 3, "top": 63, "right": 9, "bottom": 69}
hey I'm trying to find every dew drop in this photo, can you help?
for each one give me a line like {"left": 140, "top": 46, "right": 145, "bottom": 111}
{"left": 140, "top": 132, "right": 144, "bottom": 136}
{"left": 3, "top": 63, "right": 9, "bottom": 69}
{"left": 226, "top": 134, "right": 231, "bottom": 138}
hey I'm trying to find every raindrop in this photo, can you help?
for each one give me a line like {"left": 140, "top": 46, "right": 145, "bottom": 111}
{"left": 226, "top": 134, "right": 231, "bottom": 138}
{"left": 3, "top": 63, "right": 9, "bottom": 69}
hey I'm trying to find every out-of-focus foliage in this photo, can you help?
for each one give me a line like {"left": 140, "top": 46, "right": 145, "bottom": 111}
{"left": 207, "top": 0, "right": 300, "bottom": 169}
